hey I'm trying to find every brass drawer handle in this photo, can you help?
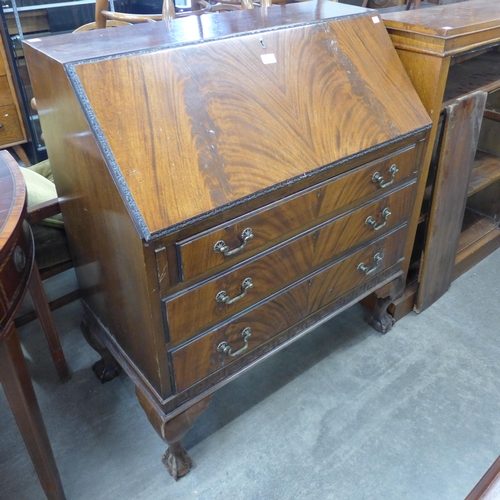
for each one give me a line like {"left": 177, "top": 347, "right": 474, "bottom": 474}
{"left": 357, "top": 252, "right": 383, "bottom": 276}
{"left": 216, "top": 277, "right": 253, "bottom": 305}
{"left": 365, "top": 207, "right": 391, "bottom": 231}
{"left": 214, "top": 228, "right": 254, "bottom": 257}
{"left": 218, "top": 327, "right": 252, "bottom": 357}
{"left": 372, "top": 164, "right": 399, "bottom": 188}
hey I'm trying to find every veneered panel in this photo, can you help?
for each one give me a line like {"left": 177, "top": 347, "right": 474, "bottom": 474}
{"left": 73, "top": 13, "right": 430, "bottom": 234}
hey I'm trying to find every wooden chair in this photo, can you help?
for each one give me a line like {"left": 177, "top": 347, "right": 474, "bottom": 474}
{"left": 91, "top": 0, "right": 254, "bottom": 29}
{"left": 13, "top": 97, "right": 74, "bottom": 382}
{"left": 24, "top": 198, "right": 72, "bottom": 383}
{"left": 11, "top": 157, "right": 72, "bottom": 383}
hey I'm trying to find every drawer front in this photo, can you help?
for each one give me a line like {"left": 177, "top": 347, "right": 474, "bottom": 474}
{"left": 165, "top": 182, "right": 415, "bottom": 343}
{"left": 0, "top": 105, "right": 24, "bottom": 147}
{"left": 0, "top": 75, "right": 14, "bottom": 108}
{"left": 170, "top": 225, "right": 407, "bottom": 392}
{"left": 177, "top": 145, "right": 417, "bottom": 281}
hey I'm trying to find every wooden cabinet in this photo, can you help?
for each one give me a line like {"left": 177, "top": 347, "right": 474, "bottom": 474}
{"left": 23, "top": 2, "right": 431, "bottom": 480}
{"left": 0, "top": 27, "right": 25, "bottom": 148}
{"left": 383, "top": 0, "right": 500, "bottom": 313}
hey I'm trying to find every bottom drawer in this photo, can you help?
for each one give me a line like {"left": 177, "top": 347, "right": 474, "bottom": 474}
{"left": 170, "top": 225, "right": 407, "bottom": 392}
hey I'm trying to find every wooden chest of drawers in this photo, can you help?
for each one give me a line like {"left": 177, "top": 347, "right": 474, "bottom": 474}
{"left": 24, "top": 1, "right": 431, "bottom": 480}
{"left": 0, "top": 30, "right": 25, "bottom": 148}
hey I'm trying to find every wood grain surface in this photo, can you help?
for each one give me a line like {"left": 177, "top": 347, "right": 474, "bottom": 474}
{"left": 23, "top": 2, "right": 370, "bottom": 64}
{"left": 0, "top": 150, "right": 66, "bottom": 499}
{"left": 383, "top": 0, "right": 500, "bottom": 39}
{"left": 166, "top": 182, "right": 415, "bottom": 343}
{"left": 170, "top": 225, "right": 407, "bottom": 392}
{"left": 416, "top": 91, "right": 486, "bottom": 312}
{"left": 0, "top": 150, "right": 30, "bottom": 334}
{"left": 178, "top": 144, "right": 417, "bottom": 281}
{"left": 70, "top": 10, "right": 429, "bottom": 235}
{"left": 23, "top": 4, "right": 430, "bottom": 475}
{"left": 466, "top": 455, "right": 500, "bottom": 500}
{"left": 0, "top": 150, "right": 24, "bottom": 242}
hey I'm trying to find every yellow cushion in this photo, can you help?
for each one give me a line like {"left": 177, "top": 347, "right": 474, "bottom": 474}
{"left": 27, "top": 159, "right": 54, "bottom": 182}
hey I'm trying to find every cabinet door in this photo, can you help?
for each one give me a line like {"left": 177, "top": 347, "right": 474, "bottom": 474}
{"left": 416, "top": 91, "right": 486, "bottom": 312}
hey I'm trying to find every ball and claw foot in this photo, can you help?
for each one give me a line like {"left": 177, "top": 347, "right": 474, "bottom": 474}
{"left": 370, "top": 296, "right": 396, "bottom": 334}
{"left": 80, "top": 319, "right": 121, "bottom": 383}
{"left": 162, "top": 442, "right": 193, "bottom": 481}
{"left": 91, "top": 358, "right": 121, "bottom": 383}
{"left": 370, "top": 310, "right": 395, "bottom": 334}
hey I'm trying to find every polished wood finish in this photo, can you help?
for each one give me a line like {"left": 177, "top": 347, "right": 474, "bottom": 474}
{"left": 0, "top": 150, "right": 65, "bottom": 500}
{"left": 167, "top": 184, "right": 415, "bottom": 342}
{"left": 136, "top": 389, "right": 213, "bottom": 480}
{"left": 466, "top": 456, "right": 500, "bottom": 500}
{"left": 178, "top": 145, "right": 418, "bottom": 281}
{"left": 384, "top": 0, "right": 500, "bottom": 56}
{"left": 0, "top": 23, "right": 26, "bottom": 148}
{"left": 24, "top": 3, "right": 431, "bottom": 479}
{"left": 172, "top": 227, "right": 406, "bottom": 392}
{"left": 383, "top": 0, "right": 500, "bottom": 313}
{"left": 67, "top": 9, "right": 429, "bottom": 237}
{"left": 25, "top": 198, "right": 61, "bottom": 225}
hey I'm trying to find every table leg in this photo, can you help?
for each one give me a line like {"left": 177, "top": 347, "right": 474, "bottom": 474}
{"left": 0, "top": 323, "right": 66, "bottom": 500}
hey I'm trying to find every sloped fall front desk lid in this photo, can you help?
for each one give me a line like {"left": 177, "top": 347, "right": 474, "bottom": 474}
{"left": 24, "top": 2, "right": 431, "bottom": 239}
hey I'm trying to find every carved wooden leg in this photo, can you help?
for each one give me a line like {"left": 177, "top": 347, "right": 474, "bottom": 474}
{"left": 370, "top": 295, "right": 396, "bottom": 334}
{"left": 137, "top": 389, "right": 213, "bottom": 480}
{"left": 80, "top": 315, "right": 121, "bottom": 383}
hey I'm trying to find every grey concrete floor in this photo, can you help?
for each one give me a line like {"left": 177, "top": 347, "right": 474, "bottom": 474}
{"left": 1, "top": 249, "right": 500, "bottom": 500}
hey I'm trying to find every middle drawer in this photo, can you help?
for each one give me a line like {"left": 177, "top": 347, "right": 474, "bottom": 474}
{"left": 164, "top": 181, "right": 415, "bottom": 344}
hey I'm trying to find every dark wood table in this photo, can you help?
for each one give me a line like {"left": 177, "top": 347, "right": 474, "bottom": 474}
{"left": 466, "top": 456, "right": 500, "bottom": 500}
{"left": 0, "top": 150, "right": 65, "bottom": 499}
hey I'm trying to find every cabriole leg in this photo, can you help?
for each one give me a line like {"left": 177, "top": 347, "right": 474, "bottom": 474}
{"left": 80, "top": 315, "right": 121, "bottom": 383}
{"left": 137, "top": 390, "right": 213, "bottom": 480}
{"left": 370, "top": 295, "right": 396, "bottom": 334}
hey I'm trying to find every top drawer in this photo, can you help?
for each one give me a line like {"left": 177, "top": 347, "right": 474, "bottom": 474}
{"left": 177, "top": 145, "right": 417, "bottom": 281}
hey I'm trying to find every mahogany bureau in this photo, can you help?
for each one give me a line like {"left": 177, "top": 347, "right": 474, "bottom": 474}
{"left": 23, "top": 2, "right": 431, "bottom": 479}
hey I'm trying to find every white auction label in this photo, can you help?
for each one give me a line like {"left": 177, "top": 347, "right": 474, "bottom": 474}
{"left": 261, "top": 53, "right": 277, "bottom": 65}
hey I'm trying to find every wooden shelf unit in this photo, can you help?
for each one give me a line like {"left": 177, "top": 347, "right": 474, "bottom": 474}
{"left": 468, "top": 151, "right": 500, "bottom": 197}
{"left": 382, "top": 0, "right": 500, "bottom": 314}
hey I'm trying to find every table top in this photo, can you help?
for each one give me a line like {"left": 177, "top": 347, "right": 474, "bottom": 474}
{"left": 382, "top": 0, "right": 500, "bottom": 57}
{"left": 0, "top": 151, "right": 25, "bottom": 249}
{"left": 382, "top": 0, "right": 500, "bottom": 37}
{"left": 0, "top": 150, "right": 30, "bottom": 337}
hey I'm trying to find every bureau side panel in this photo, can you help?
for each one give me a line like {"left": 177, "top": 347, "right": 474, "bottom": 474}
{"left": 23, "top": 45, "right": 172, "bottom": 399}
